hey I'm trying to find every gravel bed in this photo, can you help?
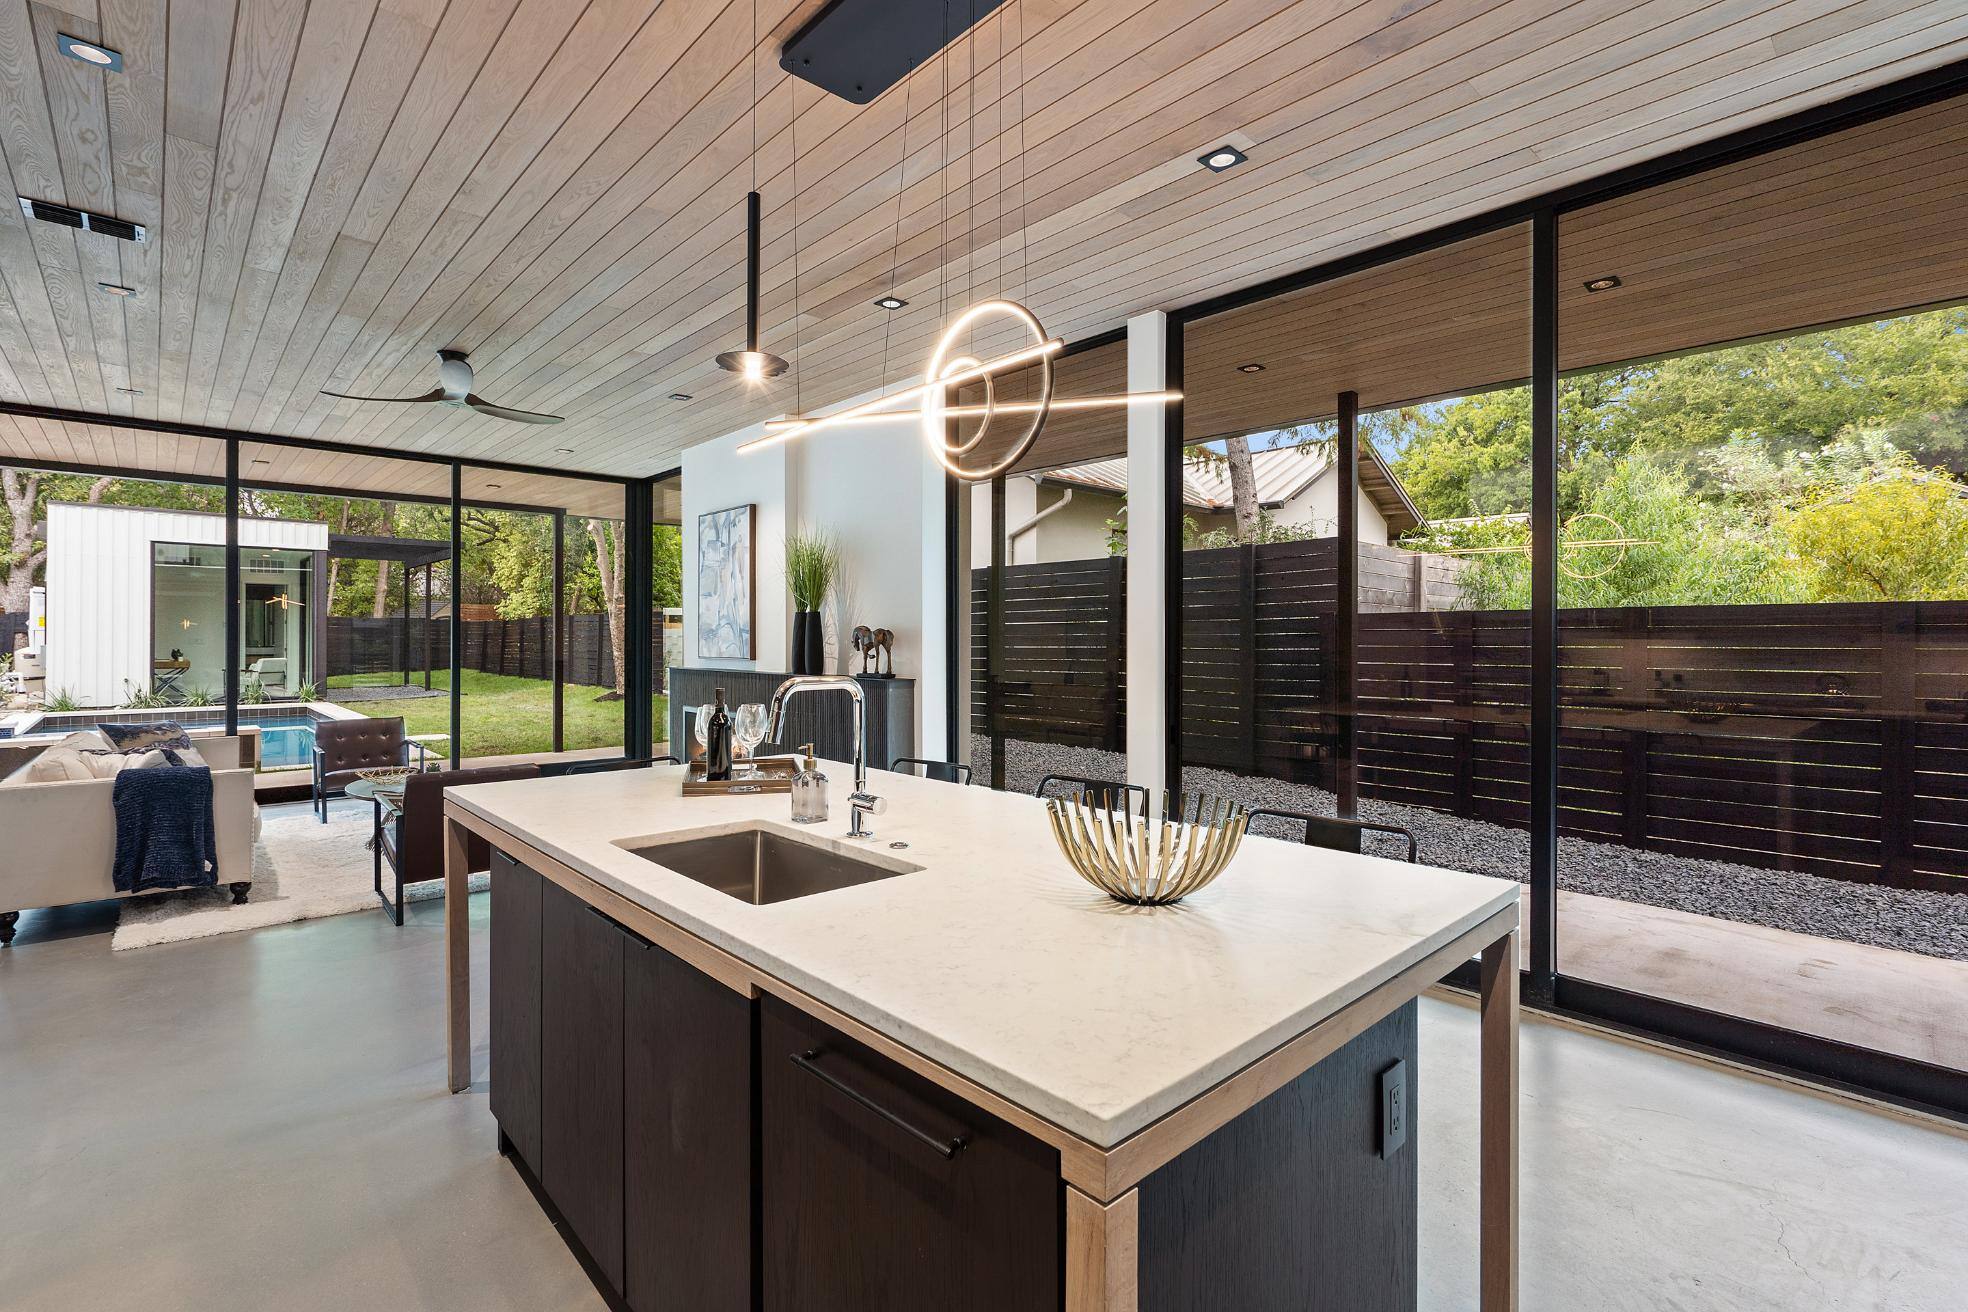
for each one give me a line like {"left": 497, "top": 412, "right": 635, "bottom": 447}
{"left": 970, "top": 735, "right": 1968, "bottom": 962}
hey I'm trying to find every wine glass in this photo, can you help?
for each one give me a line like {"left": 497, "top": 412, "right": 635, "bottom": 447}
{"left": 734, "top": 703, "right": 768, "bottom": 774}
{"left": 691, "top": 703, "right": 717, "bottom": 760}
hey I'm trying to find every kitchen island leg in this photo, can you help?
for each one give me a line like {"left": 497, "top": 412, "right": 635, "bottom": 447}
{"left": 1480, "top": 928, "right": 1519, "bottom": 1311}
{"left": 1066, "top": 1185, "right": 1138, "bottom": 1312}
{"left": 446, "top": 813, "right": 472, "bottom": 1094}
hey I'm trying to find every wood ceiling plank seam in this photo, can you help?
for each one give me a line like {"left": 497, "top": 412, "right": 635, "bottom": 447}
{"left": 224, "top": 10, "right": 439, "bottom": 429}
{"left": 156, "top": 133, "right": 216, "bottom": 424}
{"left": 0, "top": 162, "right": 64, "bottom": 406}
{"left": 1556, "top": 161, "right": 1968, "bottom": 303}
{"left": 480, "top": 0, "right": 1566, "bottom": 448}
{"left": 984, "top": 1, "right": 1771, "bottom": 308}
{"left": 247, "top": 0, "right": 519, "bottom": 432}
{"left": 180, "top": 0, "right": 311, "bottom": 424}
{"left": 99, "top": 0, "right": 168, "bottom": 421}
{"left": 30, "top": 3, "right": 130, "bottom": 411}
{"left": 266, "top": 0, "right": 600, "bottom": 436}
{"left": 301, "top": 0, "right": 677, "bottom": 435}
{"left": 1556, "top": 106, "right": 1968, "bottom": 262}
{"left": 998, "top": 0, "right": 1839, "bottom": 310}
{"left": 353, "top": 0, "right": 754, "bottom": 427}
{"left": 203, "top": 0, "right": 388, "bottom": 429}
{"left": 934, "top": 0, "right": 1548, "bottom": 295}
{"left": 364, "top": 0, "right": 1212, "bottom": 444}
{"left": 0, "top": 0, "right": 102, "bottom": 410}
{"left": 1557, "top": 92, "right": 1963, "bottom": 245}
{"left": 968, "top": 4, "right": 1944, "bottom": 347}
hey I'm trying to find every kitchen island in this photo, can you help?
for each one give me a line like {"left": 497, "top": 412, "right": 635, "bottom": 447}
{"left": 442, "top": 763, "right": 1520, "bottom": 1312}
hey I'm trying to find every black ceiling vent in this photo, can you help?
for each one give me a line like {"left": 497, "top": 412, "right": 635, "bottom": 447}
{"left": 17, "top": 197, "right": 146, "bottom": 242}
{"left": 782, "top": 0, "right": 1006, "bottom": 105}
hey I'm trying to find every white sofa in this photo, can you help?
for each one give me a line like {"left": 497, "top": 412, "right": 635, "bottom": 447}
{"left": 0, "top": 733, "right": 258, "bottom": 944}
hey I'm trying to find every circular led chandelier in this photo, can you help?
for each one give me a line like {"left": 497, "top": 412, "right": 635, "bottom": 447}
{"left": 730, "top": 0, "right": 1177, "bottom": 482}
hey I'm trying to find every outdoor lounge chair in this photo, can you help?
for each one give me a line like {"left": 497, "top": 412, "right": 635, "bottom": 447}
{"left": 312, "top": 717, "right": 413, "bottom": 823}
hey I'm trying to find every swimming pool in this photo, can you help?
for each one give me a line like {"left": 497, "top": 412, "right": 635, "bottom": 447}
{"left": 251, "top": 717, "right": 319, "bottom": 769}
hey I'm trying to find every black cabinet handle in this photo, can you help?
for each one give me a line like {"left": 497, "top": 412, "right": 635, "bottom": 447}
{"left": 791, "top": 1049, "right": 969, "bottom": 1159}
{"left": 586, "top": 903, "right": 652, "bottom": 950}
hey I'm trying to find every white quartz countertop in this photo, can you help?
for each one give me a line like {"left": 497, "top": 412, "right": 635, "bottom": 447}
{"left": 448, "top": 763, "right": 1519, "bottom": 1148}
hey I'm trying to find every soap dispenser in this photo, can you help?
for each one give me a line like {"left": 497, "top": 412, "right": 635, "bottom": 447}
{"left": 790, "top": 743, "right": 828, "bottom": 824}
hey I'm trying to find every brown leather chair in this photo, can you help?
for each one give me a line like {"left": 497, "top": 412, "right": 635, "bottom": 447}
{"left": 312, "top": 716, "right": 414, "bottom": 822}
{"left": 374, "top": 764, "right": 541, "bottom": 924}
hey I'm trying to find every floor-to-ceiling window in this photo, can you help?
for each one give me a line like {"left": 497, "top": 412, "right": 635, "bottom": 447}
{"left": 1553, "top": 95, "right": 1968, "bottom": 1075}
{"left": 1177, "top": 226, "right": 1537, "bottom": 910}
{"left": 965, "top": 341, "right": 1130, "bottom": 793}
{"left": 652, "top": 470, "right": 683, "bottom": 756}
{"left": 456, "top": 468, "right": 631, "bottom": 764}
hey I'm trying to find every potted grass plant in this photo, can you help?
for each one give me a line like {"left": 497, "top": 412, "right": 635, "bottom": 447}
{"left": 785, "top": 531, "right": 840, "bottom": 676}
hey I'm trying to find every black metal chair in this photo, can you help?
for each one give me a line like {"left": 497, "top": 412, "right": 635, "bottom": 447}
{"left": 1034, "top": 773, "right": 1150, "bottom": 817}
{"left": 891, "top": 756, "right": 972, "bottom": 784}
{"left": 1246, "top": 807, "right": 1418, "bottom": 862}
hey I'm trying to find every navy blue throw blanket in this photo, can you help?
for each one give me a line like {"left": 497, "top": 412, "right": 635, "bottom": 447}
{"left": 112, "top": 765, "right": 219, "bottom": 893}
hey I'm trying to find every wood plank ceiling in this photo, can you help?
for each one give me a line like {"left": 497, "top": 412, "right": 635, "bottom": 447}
{"left": 0, "top": 0, "right": 1963, "bottom": 485}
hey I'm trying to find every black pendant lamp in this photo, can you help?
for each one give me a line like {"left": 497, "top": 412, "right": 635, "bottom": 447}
{"left": 716, "top": 191, "right": 788, "bottom": 382}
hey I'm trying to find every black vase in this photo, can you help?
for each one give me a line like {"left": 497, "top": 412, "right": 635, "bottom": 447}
{"left": 792, "top": 610, "right": 824, "bottom": 674}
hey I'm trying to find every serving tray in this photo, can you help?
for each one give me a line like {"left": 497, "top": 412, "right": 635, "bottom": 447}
{"left": 681, "top": 757, "right": 797, "bottom": 796}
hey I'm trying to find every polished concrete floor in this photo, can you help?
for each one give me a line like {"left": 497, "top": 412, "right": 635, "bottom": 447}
{"left": 2, "top": 879, "right": 1964, "bottom": 1310}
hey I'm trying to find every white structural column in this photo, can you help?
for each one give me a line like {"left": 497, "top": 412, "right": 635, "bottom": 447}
{"left": 918, "top": 446, "right": 950, "bottom": 760}
{"left": 1125, "top": 310, "right": 1170, "bottom": 792}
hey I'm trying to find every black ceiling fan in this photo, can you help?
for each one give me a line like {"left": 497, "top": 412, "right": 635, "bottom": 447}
{"left": 320, "top": 349, "right": 563, "bottom": 425}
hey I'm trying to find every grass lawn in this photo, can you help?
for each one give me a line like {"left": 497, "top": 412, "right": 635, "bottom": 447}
{"left": 326, "top": 670, "right": 667, "bottom": 760}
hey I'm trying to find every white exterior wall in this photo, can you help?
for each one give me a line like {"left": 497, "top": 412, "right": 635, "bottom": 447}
{"left": 44, "top": 504, "right": 326, "bottom": 708}
{"left": 1277, "top": 467, "right": 1391, "bottom": 546}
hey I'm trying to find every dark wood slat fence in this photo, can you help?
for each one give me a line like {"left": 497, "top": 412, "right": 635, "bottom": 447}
{"left": 974, "top": 540, "right": 1968, "bottom": 892}
{"left": 327, "top": 614, "right": 668, "bottom": 691}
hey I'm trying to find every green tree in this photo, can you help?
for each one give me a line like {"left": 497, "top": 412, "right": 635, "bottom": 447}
{"left": 1780, "top": 471, "right": 1968, "bottom": 601}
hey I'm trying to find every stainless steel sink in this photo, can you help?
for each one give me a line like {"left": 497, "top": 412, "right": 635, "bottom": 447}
{"left": 618, "top": 825, "right": 923, "bottom": 905}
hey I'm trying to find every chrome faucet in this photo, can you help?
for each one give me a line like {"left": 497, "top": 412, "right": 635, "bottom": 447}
{"left": 765, "top": 675, "right": 887, "bottom": 838}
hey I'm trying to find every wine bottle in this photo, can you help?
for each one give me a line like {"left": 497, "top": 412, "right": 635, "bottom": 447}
{"left": 706, "top": 687, "right": 734, "bottom": 781}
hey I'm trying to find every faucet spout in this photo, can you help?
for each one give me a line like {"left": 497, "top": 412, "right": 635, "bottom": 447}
{"left": 766, "top": 675, "right": 882, "bottom": 837}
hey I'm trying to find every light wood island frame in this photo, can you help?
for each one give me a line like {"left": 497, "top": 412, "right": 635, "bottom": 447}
{"left": 444, "top": 802, "right": 1521, "bottom": 1311}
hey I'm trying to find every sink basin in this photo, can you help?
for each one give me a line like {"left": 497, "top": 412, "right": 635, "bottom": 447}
{"left": 618, "top": 825, "right": 923, "bottom": 905}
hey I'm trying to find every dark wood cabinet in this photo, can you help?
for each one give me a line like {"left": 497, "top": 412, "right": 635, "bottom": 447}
{"left": 1136, "top": 1001, "right": 1419, "bottom": 1312}
{"left": 623, "top": 940, "right": 756, "bottom": 1312}
{"left": 759, "top": 996, "right": 1060, "bottom": 1312}
{"left": 489, "top": 850, "right": 543, "bottom": 1172}
{"left": 541, "top": 878, "right": 627, "bottom": 1292}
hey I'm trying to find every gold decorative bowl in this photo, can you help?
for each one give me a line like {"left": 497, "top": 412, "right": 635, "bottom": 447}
{"left": 355, "top": 766, "right": 418, "bottom": 785}
{"left": 1046, "top": 791, "right": 1249, "bottom": 906}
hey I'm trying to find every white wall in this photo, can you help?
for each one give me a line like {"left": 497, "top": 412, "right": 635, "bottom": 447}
{"left": 680, "top": 400, "right": 948, "bottom": 757}
{"left": 1281, "top": 467, "right": 1391, "bottom": 546}
{"left": 45, "top": 504, "right": 326, "bottom": 708}
{"left": 680, "top": 424, "right": 790, "bottom": 675}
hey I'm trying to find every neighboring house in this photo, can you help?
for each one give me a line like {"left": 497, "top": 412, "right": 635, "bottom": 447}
{"left": 43, "top": 503, "right": 329, "bottom": 708}
{"left": 973, "top": 442, "right": 1424, "bottom": 565}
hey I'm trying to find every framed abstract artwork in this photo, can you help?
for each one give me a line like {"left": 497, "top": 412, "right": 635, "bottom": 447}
{"left": 696, "top": 503, "right": 755, "bottom": 659}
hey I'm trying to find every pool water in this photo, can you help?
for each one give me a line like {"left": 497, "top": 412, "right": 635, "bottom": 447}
{"left": 253, "top": 718, "right": 319, "bottom": 769}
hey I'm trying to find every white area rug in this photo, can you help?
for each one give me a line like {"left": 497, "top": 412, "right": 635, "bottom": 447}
{"left": 112, "top": 811, "right": 487, "bottom": 951}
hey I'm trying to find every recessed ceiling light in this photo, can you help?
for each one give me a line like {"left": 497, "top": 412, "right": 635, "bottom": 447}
{"left": 873, "top": 295, "right": 907, "bottom": 310}
{"left": 1583, "top": 274, "right": 1623, "bottom": 293}
{"left": 554, "top": 447, "right": 574, "bottom": 455}
{"left": 1237, "top": 362, "right": 1265, "bottom": 373}
{"left": 1198, "top": 145, "right": 1247, "bottom": 173}
{"left": 668, "top": 393, "right": 692, "bottom": 402}
{"left": 97, "top": 281, "right": 137, "bottom": 297}
{"left": 115, "top": 386, "right": 142, "bottom": 394}
{"left": 251, "top": 458, "right": 271, "bottom": 466}
{"left": 57, "top": 33, "right": 122, "bottom": 72}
